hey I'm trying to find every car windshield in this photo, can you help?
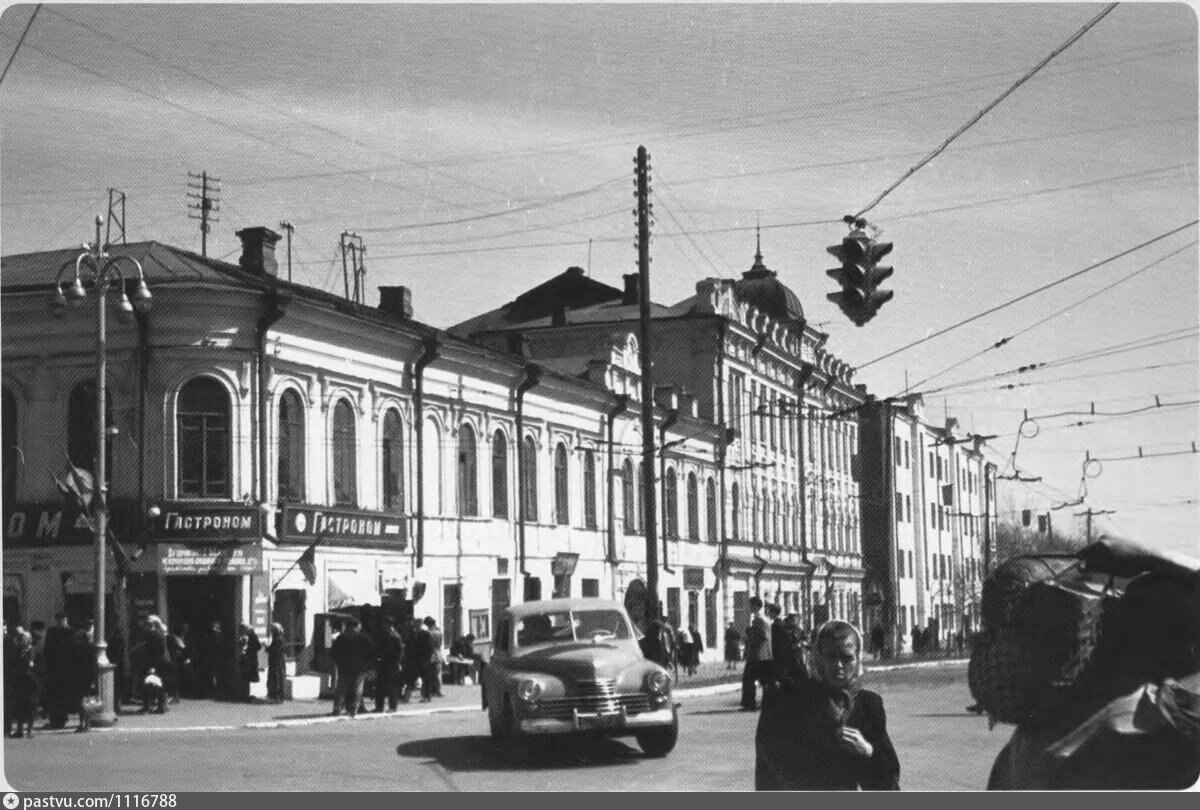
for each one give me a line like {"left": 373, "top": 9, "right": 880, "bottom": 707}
{"left": 515, "top": 609, "right": 632, "bottom": 647}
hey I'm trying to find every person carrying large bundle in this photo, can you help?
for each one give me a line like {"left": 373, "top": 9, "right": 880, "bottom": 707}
{"left": 977, "top": 537, "right": 1200, "bottom": 790}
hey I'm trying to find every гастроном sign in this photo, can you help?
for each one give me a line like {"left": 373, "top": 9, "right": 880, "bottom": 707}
{"left": 155, "top": 504, "right": 262, "bottom": 541}
{"left": 281, "top": 504, "right": 406, "bottom": 548}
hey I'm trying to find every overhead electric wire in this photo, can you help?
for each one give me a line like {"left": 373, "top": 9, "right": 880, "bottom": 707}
{"left": 858, "top": 219, "right": 1199, "bottom": 371}
{"left": 929, "top": 360, "right": 1198, "bottom": 398}
{"left": 903, "top": 239, "right": 1199, "bottom": 394}
{"left": 918, "top": 328, "right": 1200, "bottom": 396}
{"left": 0, "top": 3, "right": 40, "bottom": 86}
{"left": 854, "top": 2, "right": 1120, "bottom": 217}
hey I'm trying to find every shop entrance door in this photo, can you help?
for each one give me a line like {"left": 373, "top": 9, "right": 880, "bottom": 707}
{"left": 166, "top": 575, "right": 237, "bottom": 638}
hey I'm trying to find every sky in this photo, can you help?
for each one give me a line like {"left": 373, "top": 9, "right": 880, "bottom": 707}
{"left": 1, "top": 2, "right": 1197, "bottom": 555}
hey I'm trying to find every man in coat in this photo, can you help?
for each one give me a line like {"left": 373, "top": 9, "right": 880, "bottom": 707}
{"left": 741, "top": 596, "right": 773, "bottom": 711}
{"left": 330, "top": 616, "right": 375, "bottom": 718}
{"left": 373, "top": 617, "right": 404, "bottom": 713}
{"left": 42, "top": 614, "right": 74, "bottom": 728}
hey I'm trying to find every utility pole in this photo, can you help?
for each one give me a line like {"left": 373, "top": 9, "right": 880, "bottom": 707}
{"left": 635, "top": 145, "right": 660, "bottom": 623}
{"left": 105, "top": 189, "right": 126, "bottom": 247}
{"left": 340, "top": 231, "right": 365, "bottom": 303}
{"left": 187, "top": 172, "right": 221, "bottom": 257}
{"left": 1075, "top": 508, "right": 1115, "bottom": 544}
{"left": 279, "top": 221, "right": 295, "bottom": 283}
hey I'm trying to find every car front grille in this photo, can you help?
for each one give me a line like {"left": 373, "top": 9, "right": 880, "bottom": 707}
{"left": 535, "top": 678, "right": 653, "bottom": 720}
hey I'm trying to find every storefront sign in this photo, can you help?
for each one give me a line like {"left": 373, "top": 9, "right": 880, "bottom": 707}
{"left": 551, "top": 552, "right": 579, "bottom": 577}
{"left": 158, "top": 543, "right": 262, "bottom": 575}
{"left": 3, "top": 504, "right": 135, "bottom": 548}
{"left": 683, "top": 566, "right": 706, "bottom": 591}
{"left": 281, "top": 504, "right": 406, "bottom": 548}
{"left": 155, "top": 503, "right": 262, "bottom": 542}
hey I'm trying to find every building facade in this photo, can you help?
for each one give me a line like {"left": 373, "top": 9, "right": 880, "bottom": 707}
{"left": 859, "top": 395, "right": 998, "bottom": 655}
{"left": 1, "top": 227, "right": 726, "bottom": 693}
{"left": 453, "top": 241, "right": 866, "bottom": 635}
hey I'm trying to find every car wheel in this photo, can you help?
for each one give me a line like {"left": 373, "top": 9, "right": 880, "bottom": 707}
{"left": 500, "top": 697, "right": 533, "bottom": 760}
{"left": 635, "top": 707, "right": 679, "bottom": 758}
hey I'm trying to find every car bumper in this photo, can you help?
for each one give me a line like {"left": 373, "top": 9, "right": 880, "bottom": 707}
{"left": 519, "top": 705, "right": 675, "bottom": 736}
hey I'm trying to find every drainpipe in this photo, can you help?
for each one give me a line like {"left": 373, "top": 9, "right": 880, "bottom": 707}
{"left": 605, "top": 394, "right": 629, "bottom": 566}
{"left": 413, "top": 335, "right": 440, "bottom": 568}
{"left": 714, "top": 320, "right": 729, "bottom": 594}
{"left": 515, "top": 364, "right": 543, "bottom": 584}
{"left": 256, "top": 292, "right": 289, "bottom": 506}
{"left": 659, "top": 402, "right": 679, "bottom": 575}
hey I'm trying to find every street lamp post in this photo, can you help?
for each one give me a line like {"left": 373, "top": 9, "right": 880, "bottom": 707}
{"left": 50, "top": 216, "right": 152, "bottom": 728}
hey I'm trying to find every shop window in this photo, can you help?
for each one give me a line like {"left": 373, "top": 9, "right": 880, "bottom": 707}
{"left": 381, "top": 409, "right": 403, "bottom": 511}
{"left": 277, "top": 389, "right": 306, "bottom": 503}
{"left": 458, "top": 423, "right": 478, "bottom": 516}
{"left": 492, "top": 431, "right": 508, "bottom": 518}
{"left": 178, "top": 377, "right": 230, "bottom": 498}
{"left": 332, "top": 399, "right": 357, "bottom": 506}
{"left": 272, "top": 588, "right": 306, "bottom": 658}
{"left": 469, "top": 608, "right": 490, "bottom": 641}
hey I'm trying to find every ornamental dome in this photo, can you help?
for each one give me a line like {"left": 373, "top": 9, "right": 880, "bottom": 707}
{"left": 731, "top": 230, "right": 805, "bottom": 325}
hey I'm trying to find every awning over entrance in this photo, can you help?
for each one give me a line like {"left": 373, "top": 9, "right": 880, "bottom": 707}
{"left": 326, "top": 568, "right": 376, "bottom": 610}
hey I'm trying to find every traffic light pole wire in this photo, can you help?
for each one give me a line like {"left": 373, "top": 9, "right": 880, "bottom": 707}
{"left": 0, "top": 4, "right": 41, "bottom": 86}
{"left": 857, "top": 218, "right": 1199, "bottom": 371}
{"left": 853, "top": 2, "right": 1119, "bottom": 218}
{"left": 900, "top": 239, "right": 1198, "bottom": 395}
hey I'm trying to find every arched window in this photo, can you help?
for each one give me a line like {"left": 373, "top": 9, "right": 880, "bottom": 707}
{"left": 553, "top": 443, "right": 569, "bottom": 525}
{"left": 458, "top": 423, "right": 478, "bottom": 516}
{"left": 583, "top": 449, "right": 597, "bottom": 529}
{"left": 664, "top": 468, "right": 678, "bottom": 539}
{"left": 423, "top": 417, "right": 441, "bottom": 515}
{"left": 3, "top": 388, "right": 17, "bottom": 506}
{"left": 686, "top": 472, "right": 699, "bottom": 541}
{"left": 705, "top": 477, "right": 717, "bottom": 542}
{"left": 68, "top": 381, "right": 113, "bottom": 477}
{"left": 637, "top": 461, "right": 647, "bottom": 531}
{"left": 520, "top": 436, "right": 538, "bottom": 522}
{"left": 277, "top": 389, "right": 305, "bottom": 503}
{"left": 622, "top": 459, "right": 636, "bottom": 534}
{"left": 492, "top": 431, "right": 508, "bottom": 518}
{"left": 178, "top": 377, "right": 230, "bottom": 498}
{"left": 761, "top": 488, "right": 769, "bottom": 542}
{"left": 731, "top": 482, "right": 740, "bottom": 541}
{"left": 332, "top": 399, "right": 357, "bottom": 506}
{"left": 381, "top": 410, "right": 404, "bottom": 511}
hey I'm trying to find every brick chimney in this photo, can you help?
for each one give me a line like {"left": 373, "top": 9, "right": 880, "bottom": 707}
{"left": 378, "top": 286, "right": 413, "bottom": 320}
{"left": 235, "top": 226, "right": 281, "bottom": 276}
{"left": 622, "top": 273, "right": 640, "bottom": 305}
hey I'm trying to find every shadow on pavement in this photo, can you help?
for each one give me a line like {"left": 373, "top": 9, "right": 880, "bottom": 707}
{"left": 395, "top": 734, "right": 648, "bottom": 772}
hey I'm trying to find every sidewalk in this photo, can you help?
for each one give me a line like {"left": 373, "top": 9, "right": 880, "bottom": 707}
{"left": 34, "top": 653, "right": 968, "bottom": 734}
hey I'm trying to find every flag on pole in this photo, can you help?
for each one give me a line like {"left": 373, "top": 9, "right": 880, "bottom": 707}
{"left": 297, "top": 535, "right": 321, "bottom": 586}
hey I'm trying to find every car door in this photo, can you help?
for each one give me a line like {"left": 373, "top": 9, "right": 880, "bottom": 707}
{"left": 483, "top": 612, "right": 512, "bottom": 711}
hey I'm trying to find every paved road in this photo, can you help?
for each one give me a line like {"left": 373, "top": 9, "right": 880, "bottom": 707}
{"left": 3, "top": 662, "right": 1008, "bottom": 792}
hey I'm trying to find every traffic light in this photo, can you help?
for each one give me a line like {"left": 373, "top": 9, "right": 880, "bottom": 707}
{"left": 826, "top": 230, "right": 894, "bottom": 326}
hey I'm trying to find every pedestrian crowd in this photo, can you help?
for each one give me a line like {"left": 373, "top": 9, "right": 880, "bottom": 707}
{"left": 328, "top": 614, "right": 481, "bottom": 718}
{"left": 2, "top": 613, "right": 293, "bottom": 737}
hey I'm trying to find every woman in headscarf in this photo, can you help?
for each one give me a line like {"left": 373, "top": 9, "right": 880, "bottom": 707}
{"left": 755, "top": 620, "right": 900, "bottom": 790}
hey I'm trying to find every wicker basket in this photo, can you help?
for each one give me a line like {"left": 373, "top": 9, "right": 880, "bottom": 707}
{"left": 970, "top": 561, "right": 1122, "bottom": 727}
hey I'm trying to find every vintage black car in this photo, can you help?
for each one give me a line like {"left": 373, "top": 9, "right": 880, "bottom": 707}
{"left": 481, "top": 597, "right": 678, "bottom": 757}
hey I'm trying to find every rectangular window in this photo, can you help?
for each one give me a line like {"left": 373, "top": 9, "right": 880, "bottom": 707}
{"left": 581, "top": 578, "right": 600, "bottom": 598}
{"left": 930, "top": 503, "right": 937, "bottom": 529}
{"left": 894, "top": 436, "right": 902, "bottom": 466}
{"left": 905, "top": 495, "right": 912, "bottom": 523}
{"left": 904, "top": 440, "right": 910, "bottom": 469}
{"left": 469, "top": 608, "right": 491, "bottom": 642}
{"left": 895, "top": 494, "right": 904, "bottom": 522}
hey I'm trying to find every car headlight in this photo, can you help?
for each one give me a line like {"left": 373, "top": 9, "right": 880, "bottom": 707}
{"left": 516, "top": 679, "right": 543, "bottom": 704}
{"left": 645, "top": 669, "right": 671, "bottom": 696}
